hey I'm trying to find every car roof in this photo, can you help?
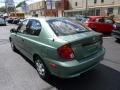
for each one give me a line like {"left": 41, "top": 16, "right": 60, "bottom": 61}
{"left": 88, "top": 16, "right": 105, "bottom": 19}
{"left": 26, "top": 17, "right": 67, "bottom": 21}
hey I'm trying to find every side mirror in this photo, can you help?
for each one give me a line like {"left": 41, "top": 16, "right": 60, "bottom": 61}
{"left": 10, "top": 28, "right": 17, "bottom": 33}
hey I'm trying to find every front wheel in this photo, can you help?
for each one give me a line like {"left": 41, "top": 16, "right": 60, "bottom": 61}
{"left": 34, "top": 56, "right": 50, "bottom": 80}
{"left": 10, "top": 40, "right": 17, "bottom": 52}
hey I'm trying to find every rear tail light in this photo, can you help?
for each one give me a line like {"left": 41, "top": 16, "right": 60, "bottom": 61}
{"left": 57, "top": 45, "right": 74, "bottom": 60}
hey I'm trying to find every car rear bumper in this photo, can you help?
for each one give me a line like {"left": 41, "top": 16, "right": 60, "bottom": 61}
{"left": 112, "top": 30, "right": 120, "bottom": 39}
{"left": 44, "top": 48, "right": 105, "bottom": 78}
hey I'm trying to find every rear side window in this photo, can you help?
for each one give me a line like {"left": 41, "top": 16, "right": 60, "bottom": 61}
{"left": 47, "top": 19, "right": 89, "bottom": 36}
{"left": 29, "top": 20, "right": 41, "bottom": 36}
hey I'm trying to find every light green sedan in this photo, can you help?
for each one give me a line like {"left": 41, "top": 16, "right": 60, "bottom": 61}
{"left": 9, "top": 17, "right": 105, "bottom": 79}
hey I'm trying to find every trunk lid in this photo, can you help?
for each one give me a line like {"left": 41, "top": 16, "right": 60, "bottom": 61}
{"left": 59, "top": 31, "right": 102, "bottom": 60}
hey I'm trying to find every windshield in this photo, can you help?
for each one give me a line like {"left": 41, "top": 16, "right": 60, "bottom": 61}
{"left": 47, "top": 19, "right": 89, "bottom": 36}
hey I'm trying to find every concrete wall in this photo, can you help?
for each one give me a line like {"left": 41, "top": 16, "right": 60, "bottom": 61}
{"left": 65, "top": 0, "right": 120, "bottom": 16}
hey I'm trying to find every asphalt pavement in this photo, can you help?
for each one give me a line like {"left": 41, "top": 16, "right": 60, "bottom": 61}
{"left": 0, "top": 24, "right": 120, "bottom": 90}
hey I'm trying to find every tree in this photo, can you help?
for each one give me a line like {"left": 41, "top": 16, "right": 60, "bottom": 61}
{"left": 16, "top": 1, "right": 25, "bottom": 8}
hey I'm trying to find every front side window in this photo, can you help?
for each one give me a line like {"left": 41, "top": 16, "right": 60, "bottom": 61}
{"left": 47, "top": 19, "right": 89, "bottom": 36}
{"left": 17, "top": 19, "right": 29, "bottom": 33}
{"left": 18, "top": 19, "right": 41, "bottom": 36}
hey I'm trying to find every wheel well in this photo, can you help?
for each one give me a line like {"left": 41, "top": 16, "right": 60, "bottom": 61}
{"left": 33, "top": 54, "right": 46, "bottom": 66}
{"left": 33, "top": 54, "right": 51, "bottom": 75}
{"left": 33, "top": 54, "right": 41, "bottom": 62}
{"left": 9, "top": 37, "right": 11, "bottom": 42}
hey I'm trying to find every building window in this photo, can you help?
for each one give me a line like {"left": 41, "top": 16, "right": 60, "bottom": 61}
{"left": 75, "top": 2, "right": 77, "bottom": 6}
{"left": 96, "top": 9, "right": 100, "bottom": 16}
{"left": 108, "top": 8, "right": 114, "bottom": 14}
{"left": 118, "top": 7, "right": 120, "bottom": 14}
{"left": 94, "top": 0, "right": 97, "bottom": 4}
{"left": 101, "top": 0, "right": 104, "bottom": 3}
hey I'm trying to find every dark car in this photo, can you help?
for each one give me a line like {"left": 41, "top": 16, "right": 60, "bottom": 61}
{"left": 8, "top": 18, "right": 14, "bottom": 23}
{"left": 112, "top": 22, "right": 120, "bottom": 40}
{"left": 12, "top": 18, "right": 20, "bottom": 24}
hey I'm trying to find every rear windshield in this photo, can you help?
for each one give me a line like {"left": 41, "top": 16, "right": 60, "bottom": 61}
{"left": 47, "top": 19, "right": 89, "bottom": 36}
{"left": 80, "top": 17, "right": 90, "bottom": 22}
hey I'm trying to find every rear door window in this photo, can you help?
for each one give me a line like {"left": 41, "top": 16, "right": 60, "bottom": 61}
{"left": 28, "top": 20, "right": 41, "bottom": 36}
{"left": 47, "top": 19, "right": 89, "bottom": 36}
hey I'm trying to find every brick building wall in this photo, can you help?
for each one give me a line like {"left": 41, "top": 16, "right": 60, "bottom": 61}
{"left": 44, "top": 0, "right": 69, "bottom": 16}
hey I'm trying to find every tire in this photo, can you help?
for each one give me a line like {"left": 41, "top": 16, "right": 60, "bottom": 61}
{"left": 116, "top": 38, "right": 120, "bottom": 43}
{"left": 10, "top": 40, "right": 17, "bottom": 52}
{"left": 34, "top": 56, "right": 50, "bottom": 80}
{"left": 116, "top": 38, "right": 120, "bottom": 41}
{"left": 92, "top": 28, "right": 96, "bottom": 31}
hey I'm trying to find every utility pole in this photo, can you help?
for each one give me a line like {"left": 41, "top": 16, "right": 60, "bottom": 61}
{"left": 94, "top": 2, "right": 96, "bottom": 15}
{"left": 44, "top": 0, "right": 46, "bottom": 17}
{"left": 85, "top": 0, "right": 88, "bottom": 16}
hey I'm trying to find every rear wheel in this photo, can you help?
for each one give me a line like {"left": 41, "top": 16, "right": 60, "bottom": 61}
{"left": 116, "top": 38, "right": 120, "bottom": 42}
{"left": 34, "top": 56, "right": 50, "bottom": 80}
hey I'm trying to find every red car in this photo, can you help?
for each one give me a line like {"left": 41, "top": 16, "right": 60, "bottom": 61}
{"left": 82, "top": 16, "right": 114, "bottom": 33}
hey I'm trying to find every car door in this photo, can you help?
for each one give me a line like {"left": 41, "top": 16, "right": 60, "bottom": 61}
{"left": 104, "top": 17, "right": 114, "bottom": 32}
{"left": 19, "top": 19, "right": 42, "bottom": 60}
{"left": 95, "top": 17, "right": 113, "bottom": 33}
{"left": 93, "top": 17, "right": 105, "bottom": 32}
{"left": 14, "top": 19, "right": 29, "bottom": 54}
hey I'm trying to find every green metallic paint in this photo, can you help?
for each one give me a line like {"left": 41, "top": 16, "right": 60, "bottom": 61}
{"left": 10, "top": 17, "right": 105, "bottom": 78}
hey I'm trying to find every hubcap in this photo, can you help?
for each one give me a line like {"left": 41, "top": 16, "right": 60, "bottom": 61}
{"left": 35, "top": 59, "right": 45, "bottom": 76}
